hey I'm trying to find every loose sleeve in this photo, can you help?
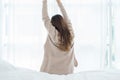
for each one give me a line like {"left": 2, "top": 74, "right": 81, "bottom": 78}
{"left": 57, "top": 1, "right": 71, "bottom": 24}
{"left": 42, "top": 0, "right": 57, "bottom": 40}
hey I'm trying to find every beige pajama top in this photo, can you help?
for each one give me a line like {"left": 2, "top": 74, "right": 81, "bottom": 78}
{"left": 40, "top": 0, "right": 77, "bottom": 75}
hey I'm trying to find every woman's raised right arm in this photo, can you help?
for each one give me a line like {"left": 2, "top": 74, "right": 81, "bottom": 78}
{"left": 56, "top": 0, "right": 71, "bottom": 24}
{"left": 56, "top": 0, "right": 74, "bottom": 39}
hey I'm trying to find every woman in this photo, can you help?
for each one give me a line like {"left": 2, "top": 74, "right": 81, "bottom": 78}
{"left": 40, "top": 0, "right": 78, "bottom": 75}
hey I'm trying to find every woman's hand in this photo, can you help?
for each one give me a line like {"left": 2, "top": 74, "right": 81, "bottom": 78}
{"left": 74, "top": 57, "right": 78, "bottom": 67}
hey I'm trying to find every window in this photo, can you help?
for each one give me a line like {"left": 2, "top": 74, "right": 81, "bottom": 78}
{"left": 1, "top": 0, "right": 120, "bottom": 72}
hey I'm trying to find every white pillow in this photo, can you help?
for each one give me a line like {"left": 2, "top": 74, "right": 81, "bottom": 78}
{"left": 0, "top": 59, "right": 16, "bottom": 72}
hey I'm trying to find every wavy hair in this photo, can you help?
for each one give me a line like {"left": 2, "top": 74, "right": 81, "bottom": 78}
{"left": 51, "top": 14, "right": 73, "bottom": 51}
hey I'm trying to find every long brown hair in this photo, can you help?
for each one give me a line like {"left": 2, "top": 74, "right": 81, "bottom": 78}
{"left": 51, "top": 14, "right": 73, "bottom": 51}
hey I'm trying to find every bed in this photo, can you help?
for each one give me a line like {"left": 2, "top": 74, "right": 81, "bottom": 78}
{"left": 0, "top": 59, "right": 120, "bottom": 80}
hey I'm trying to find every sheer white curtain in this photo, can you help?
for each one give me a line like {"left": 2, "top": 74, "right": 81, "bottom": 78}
{"left": 0, "top": 0, "right": 3, "bottom": 58}
{"left": 0, "top": 0, "right": 120, "bottom": 73}
{"left": 2, "top": 0, "right": 45, "bottom": 70}
{"left": 0, "top": 0, "right": 1, "bottom": 57}
{"left": 112, "top": 0, "right": 120, "bottom": 69}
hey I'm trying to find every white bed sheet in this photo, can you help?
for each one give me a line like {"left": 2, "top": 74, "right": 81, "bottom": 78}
{"left": 67, "top": 70, "right": 120, "bottom": 80}
{"left": 0, "top": 68, "right": 120, "bottom": 80}
{"left": 0, "top": 59, "right": 120, "bottom": 80}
